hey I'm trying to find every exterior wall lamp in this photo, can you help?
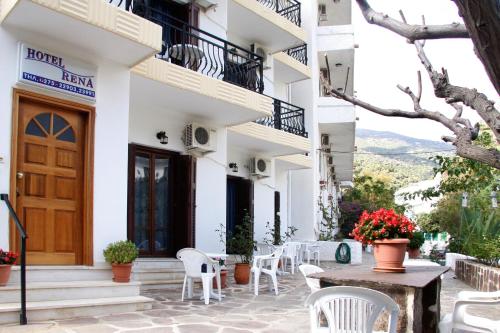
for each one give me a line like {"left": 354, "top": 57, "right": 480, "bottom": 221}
{"left": 156, "top": 131, "right": 168, "bottom": 145}
{"left": 228, "top": 163, "right": 238, "bottom": 173}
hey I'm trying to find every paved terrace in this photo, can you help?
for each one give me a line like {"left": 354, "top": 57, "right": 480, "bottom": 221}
{"left": 1, "top": 255, "right": 498, "bottom": 333}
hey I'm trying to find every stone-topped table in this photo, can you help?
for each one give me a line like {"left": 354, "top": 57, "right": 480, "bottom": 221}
{"left": 309, "top": 265, "right": 449, "bottom": 333}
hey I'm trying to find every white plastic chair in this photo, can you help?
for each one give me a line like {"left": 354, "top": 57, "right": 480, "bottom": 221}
{"left": 255, "top": 243, "right": 275, "bottom": 256}
{"left": 249, "top": 246, "right": 284, "bottom": 296}
{"left": 299, "top": 264, "right": 324, "bottom": 293}
{"left": 304, "top": 243, "right": 321, "bottom": 265}
{"left": 176, "top": 248, "right": 221, "bottom": 305}
{"left": 281, "top": 242, "right": 300, "bottom": 274}
{"left": 305, "top": 286, "right": 400, "bottom": 333}
{"left": 439, "top": 290, "right": 500, "bottom": 333}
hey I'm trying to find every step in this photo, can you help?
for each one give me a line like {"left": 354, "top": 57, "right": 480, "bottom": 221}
{"left": 0, "top": 296, "right": 153, "bottom": 324}
{"left": 0, "top": 280, "right": 140, "bottom": 303}
{"left": 133, "top": 258, "right": 184, "bottom": 270}
{"left": 139, "top": 279, "right": 185, "bottom": 290}
{"left": 132, "top": 268, "right": 185, "bottom": 282}
{"left": 9, "top": 265, "right": 112, "bottom": 284}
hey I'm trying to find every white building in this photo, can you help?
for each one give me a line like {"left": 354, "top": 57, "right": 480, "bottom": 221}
{"left": 0, "top": 0, "right": 355, "bottom": 322}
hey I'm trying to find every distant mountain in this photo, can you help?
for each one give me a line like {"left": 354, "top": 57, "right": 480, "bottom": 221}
{"left": 354, "top": 129, "right": 454, "bottom": 189}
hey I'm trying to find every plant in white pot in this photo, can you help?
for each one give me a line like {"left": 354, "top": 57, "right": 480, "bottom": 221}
{"left": 103, "top": 240, "right": 138, "bottom": 283}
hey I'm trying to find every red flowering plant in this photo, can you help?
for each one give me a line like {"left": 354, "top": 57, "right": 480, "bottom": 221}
{"left": 350, "top": 208, "right": 416, "bottom": 245}
{"left": 0, "top": 249, "right": 18, "bottom": 265}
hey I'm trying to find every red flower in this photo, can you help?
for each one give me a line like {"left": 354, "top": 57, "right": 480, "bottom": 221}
{"left": 350, "top": 208, "right": 416, "bottom": 245}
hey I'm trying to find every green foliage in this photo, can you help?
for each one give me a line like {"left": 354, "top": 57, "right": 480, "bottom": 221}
{"left": 466, "top": 236, "right": 500, "bottom": 267}
{"left": 103, "top": 240, "right": 138, "bottom": 264}
{"left": 226, "top": 211, "right": 256, "bottom": 264}
{"left": 415, "top": 213, "right": 440, "bottom": 233}
{"left": 263, "top": 221, "right": 298, "bottom": 245}
{"left": 343, "top": 175, "right": 406, "bottom": 214}
{"left": 408, "top": 231, "right": 425, "bottom": 249}
{"left": 318, "top": 198, "right": 337, "bottom": 241}
{"left": 406, "top": 131, "right": 499, "bottom": 201}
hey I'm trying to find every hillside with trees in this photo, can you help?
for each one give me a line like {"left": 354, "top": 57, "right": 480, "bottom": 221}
{"left": 354, "top": 129, "right": 453, "bottom": 189}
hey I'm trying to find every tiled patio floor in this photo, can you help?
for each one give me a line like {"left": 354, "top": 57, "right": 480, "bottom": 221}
{"left": 1, "top": 257, "right": 498, "bottom": 333}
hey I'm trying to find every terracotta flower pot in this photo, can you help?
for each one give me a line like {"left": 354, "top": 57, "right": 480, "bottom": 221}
{"left": 408, "top": 248, "right": 420, "bottom": 259}
{"left": 373, "top": 239, "right": 409, "bottom": 273}
{"left": 234, "top": 263, "right": 250, "bottom": 284}
{"left": 0, "top": 265, "right": 12, "bottom": 286}
{"left": 111, "top": 263, "right": 133, "bottom": 282}
{"left": 213, "top": 269, "right": 228, "bottom": 289}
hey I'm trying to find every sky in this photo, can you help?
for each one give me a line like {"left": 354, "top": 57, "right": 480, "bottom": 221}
{"left": 352, "top": 0, "right": 499, "bottom": 142}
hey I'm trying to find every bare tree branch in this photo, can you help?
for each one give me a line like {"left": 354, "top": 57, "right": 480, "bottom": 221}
{"left": 356, "top": 0, "right": 469, "bottom": 42}
{"left": 414, "top": 40, "right": 500, "bottom": 143}
{"left": 320, "top": 71, "right": 500, "bottom": 169}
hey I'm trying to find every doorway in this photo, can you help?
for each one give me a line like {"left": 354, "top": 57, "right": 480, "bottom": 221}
{"left": 226, "top": 176, "right": 253, "bottom": 238}
{"left": 11, "top": 90, "right": 94, "bottom": 265}
{"left": 127, "top": 145, "right": 195, "bottom": 257}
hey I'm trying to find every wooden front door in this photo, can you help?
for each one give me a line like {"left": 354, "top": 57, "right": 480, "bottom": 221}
{"left": 15, "top": 98, "right": 85, "bottom": 265}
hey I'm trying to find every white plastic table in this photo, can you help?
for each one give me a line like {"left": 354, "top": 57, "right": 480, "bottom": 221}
{"left": 202, "top": 252, "right": 227, "bottom": 301}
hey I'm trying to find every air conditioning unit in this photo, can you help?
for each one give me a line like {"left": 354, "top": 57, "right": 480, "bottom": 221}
{"left": 252, "top": 43, "right": 271, "bottom": 70}
{"left": 172, "top": 0, "right": 217, "bottom": 9}
{"left": 184, "top": 123, "right": 216, "bottom": 153}
{"left": 249, "top": 157, "right": 271, "bottom": 178}
{"left": 327, "top": 155, "right": 334, "bottom": 166}
{"left": 321, "top": 134, "right": 330, "bottom": 147}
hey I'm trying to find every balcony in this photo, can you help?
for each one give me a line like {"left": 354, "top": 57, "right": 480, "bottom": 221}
{"left": 130, "top": 4, "right": 272, "bottom": 126}
{"left": 256, "top": 0, "right": 301, "bottom": 27}
{"left": 255, "top": 98, "right": 307, "bottom": 137}
{"left": 273, "top": 44, "right": 311, "bottom": 83}
{"left": 276, "top": 154, "right": 312, "bottom": 170}
{"left": 227, "top": 0, "right": 307, "bottom": 53}
{"left": 0, "top": 0, "right": 161, "bottom": 66}
{"left": 227, "top": 98, "right": 310, "bottom": 156}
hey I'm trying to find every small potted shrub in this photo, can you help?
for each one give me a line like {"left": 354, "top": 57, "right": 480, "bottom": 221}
{"left": 103, "top": 240, "right": 138, "bottom": 283}
{"left": 226, "top": 211, "right": 256, "bottom": 284}
{"left": 0, "top": 249, "right": 18, "bottom": 286}
{"left": 408, "top": 231, "right": 425, "bottom": 258}
{"left": 351, "top": 208, "right": 415, "bottom": 272}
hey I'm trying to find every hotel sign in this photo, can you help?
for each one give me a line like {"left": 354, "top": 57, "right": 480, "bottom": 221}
{"left": 19, "top": 43, "right": 96, "bottom": 101}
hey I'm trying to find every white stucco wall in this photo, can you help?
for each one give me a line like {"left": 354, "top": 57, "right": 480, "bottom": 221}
{"left": 0, "top": 28, "right": 19, "bottom": 251}
{"left": 93, "top": 61, "right": 131, "bottom": 263}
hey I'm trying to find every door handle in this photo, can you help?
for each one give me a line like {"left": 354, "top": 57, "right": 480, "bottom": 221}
{"left": 17, "top": 172, "right": 24, "bottom": 179}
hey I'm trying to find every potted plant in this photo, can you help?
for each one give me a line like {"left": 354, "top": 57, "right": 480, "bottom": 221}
{"left": 0, "top": 249, "right": 18, "bottom": 286}
{"left": 103, "top": 240, "right": 138, "bottom": 282}
{"left": 351, "top": 208, "right": 415, "bottom": 272}
{"left": 408, "top": 231, "right": 425, "bottom": 258}
{"left": 226, "top": 211, "right": 256, "bottom": 284}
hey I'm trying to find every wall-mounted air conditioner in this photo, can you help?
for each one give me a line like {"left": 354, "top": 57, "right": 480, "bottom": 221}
{"left": 252, "top": 43, "right": 271, "bottom": 70}
{"left": 249, "top": 157, "right": 271, "bottom": 178}
{"left": 327, "top": 155, "right": 334, "bottom": 166}
{"left": 184, "top": 123, "right": 216, "bottom": 153}
{"left": 172, "top": 0, "right": 217, "bottom": 9}
{"left": 321, "top": 134, "right": 330, "bottom": 147}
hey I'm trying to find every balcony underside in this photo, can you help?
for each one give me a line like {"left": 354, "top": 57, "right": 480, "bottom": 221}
{"left": 0, "top": 0, "right": 161, "bottom": 67}
{"left": 273, "top": 52, "right": 311, "bottom": 83}
{"left": 227, "top": 122, "right": 310, "bottom": 157}
{"left": 319, "top": 121, "right": 355, "bottom": 182}
{"left": 276, "top": 154, "right": 312, "bottom": 170}
{"left": 131, "top": 58, "right": 273, "bottom": 127}
{"left": 227, "top": 0, "right": 306, "bottom": 53}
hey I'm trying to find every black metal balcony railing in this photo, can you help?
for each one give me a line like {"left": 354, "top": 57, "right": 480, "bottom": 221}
{"left": 255, "top": 98, "right": 307, "bottom": 137}
{"left": 285, "top": 44, "right": 307, "bottom": 65}
{"left": 111, "top": 1, "right": 265, "bottom": 93}
{"left": 257, "top": 0, "right": 301, "bottom": 27}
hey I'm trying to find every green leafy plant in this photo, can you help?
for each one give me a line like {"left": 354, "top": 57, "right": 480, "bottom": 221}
{"left": 318, "top": 198, "right": 337, "bottom": 241}
{"left": 408, "top": 231, "right": 425, "bottom": 250}
{"left": 466, "top": 236, "right": 500, "bottom": 267}
{"left": 226, "top": 211, "right": 256, "bottom": 264}
{"left": 103, "top": 240, "right": 138, "bottom": 264}
{"left": 263, "top": 221, "right": 298, "bottom": 245}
